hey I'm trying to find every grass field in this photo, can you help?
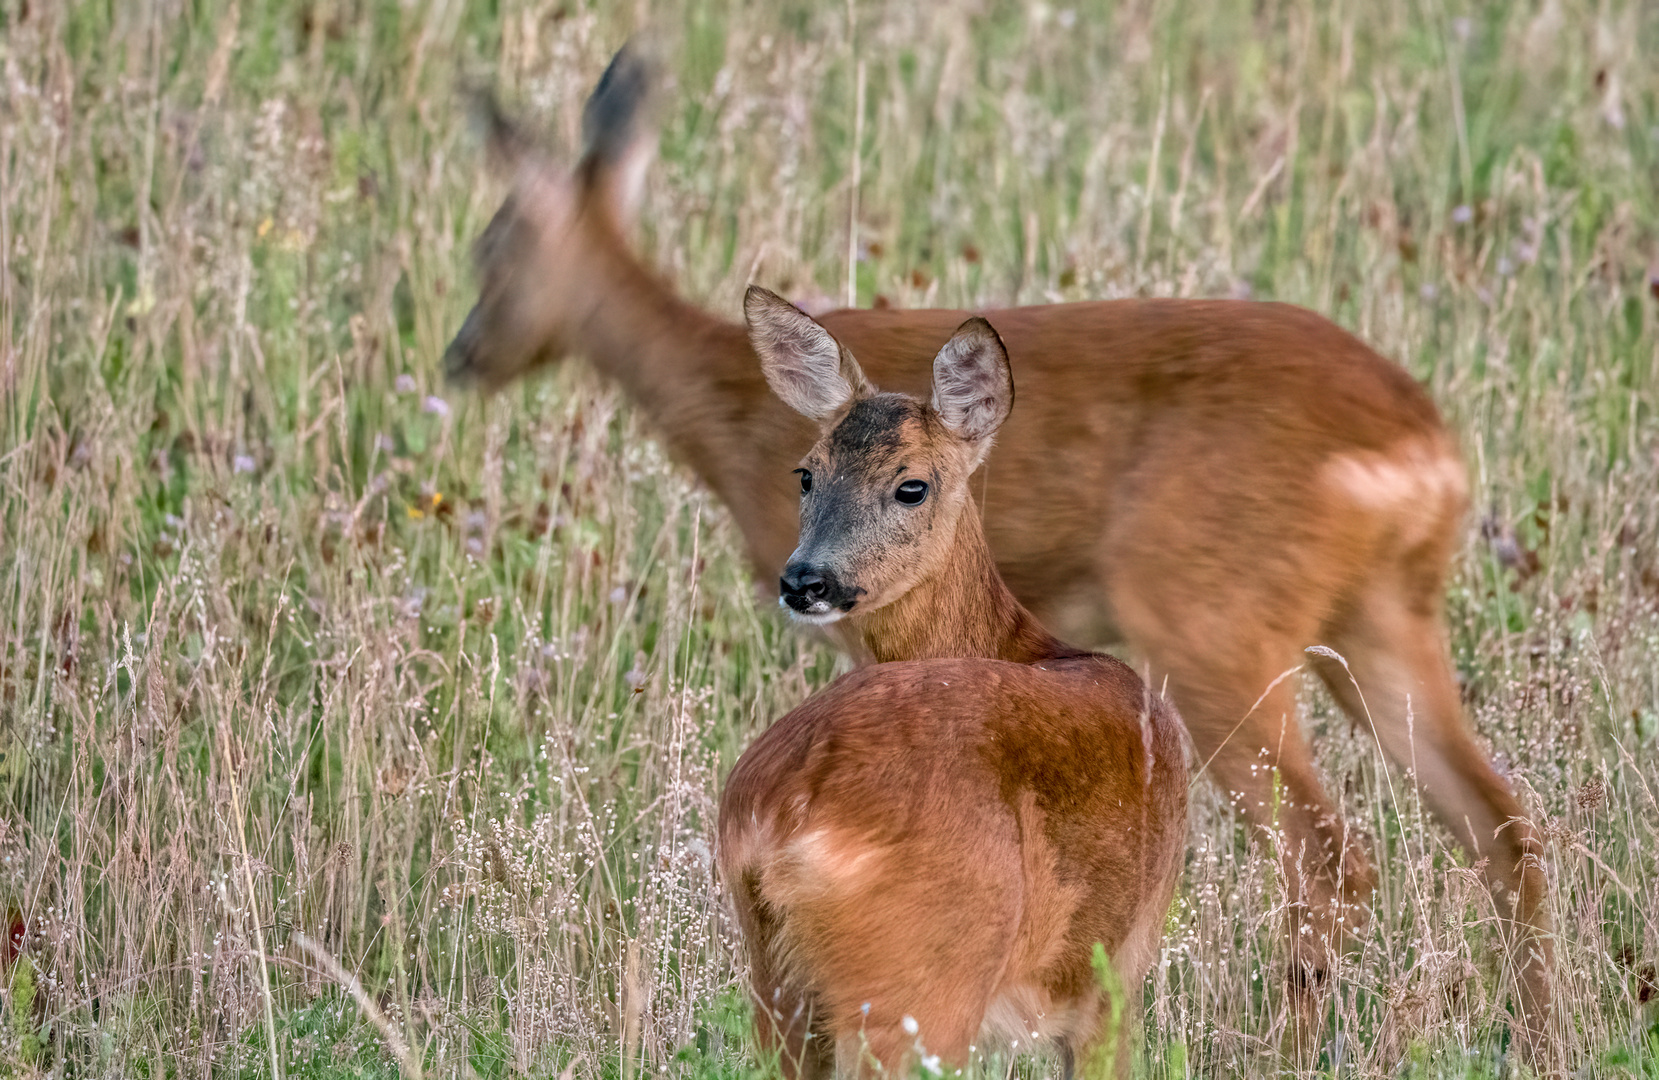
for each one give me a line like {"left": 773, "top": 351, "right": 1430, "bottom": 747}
{"left": 2, "top": 0, "right": 1658, "bottom": 1076}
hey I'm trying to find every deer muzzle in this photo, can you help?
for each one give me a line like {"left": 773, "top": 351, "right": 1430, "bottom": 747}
{"left": 779, "top": 563, "right": 860, "bottom": 620}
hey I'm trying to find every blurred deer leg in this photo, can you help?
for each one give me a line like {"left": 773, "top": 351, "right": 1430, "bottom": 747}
{"left": 1129, "top": 630, "right": 1375, "bottom": 1052}
{"left": 1314, "top": 595, "right": 1554, "bottom": 1063}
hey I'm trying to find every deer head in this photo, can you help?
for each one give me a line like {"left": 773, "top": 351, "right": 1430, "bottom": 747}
{"left": 444, "top": 44, "right": 659, "bottom": 390}
{"left": 743, "top": 285, "right": 1014, "bottom": 623}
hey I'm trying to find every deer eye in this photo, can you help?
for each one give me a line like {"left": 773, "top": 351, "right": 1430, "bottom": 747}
{"left": 795, "top": 469, "right": 812, "bottom": 495}
{"left": 895, "top": 479, "right": 928, "bottom": 505}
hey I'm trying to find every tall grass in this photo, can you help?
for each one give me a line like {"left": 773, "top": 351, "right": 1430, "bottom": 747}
{"left": 0, "top": 0, "right": 1655, "bottom": 1076}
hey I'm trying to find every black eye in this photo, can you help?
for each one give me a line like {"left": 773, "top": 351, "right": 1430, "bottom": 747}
{"left": 795, "top": 469, "right": 813, "bottom": 494}
{"left": 895, "top": 479, "right": 928, "bottom": 505}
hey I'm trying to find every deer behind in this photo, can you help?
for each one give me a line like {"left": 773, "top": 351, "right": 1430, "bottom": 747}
{"left": 449, "top": 46, "right": 1554, "bottom": 1057}
{"left": 718, "top": 295, "right": 1187, "bottom": 1079}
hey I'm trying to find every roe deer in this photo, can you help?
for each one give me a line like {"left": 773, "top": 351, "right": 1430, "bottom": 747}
{"left": 717, "top": 302, "right": 1187, "bottom": 1079}
{"left": 446, "top": 45, "right": 1553, "bottom": 1052}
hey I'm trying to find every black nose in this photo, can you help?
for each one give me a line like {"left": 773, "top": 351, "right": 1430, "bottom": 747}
{"left": 443, "top": 307, "right": 483, "bottom": 383}
{"left": 779, "top": 564, "right": 858, "bottom": 614}
{"left": 443, "top": 337, "right": 476, "bottom": 383}
{"left": 783, "top": 568, "right": 826, "bottom": 598}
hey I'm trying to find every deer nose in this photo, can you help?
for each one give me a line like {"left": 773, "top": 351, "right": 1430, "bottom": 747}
{"left": 779, "top": 564, "right": 855, "bottom": 616}
{"left": 782, "top": 568, "right": 826, "bottom": 598}
{"left": 443, "top": 334, "right": 476, "bottom": 383}
{"left": 442, "top": 307, "right": 484, "bottom": 383}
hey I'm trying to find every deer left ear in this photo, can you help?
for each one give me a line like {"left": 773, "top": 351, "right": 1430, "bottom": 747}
{"left": 578, "top": 41, "right": 660, "bottom": 227}
{"left": 931, "top": 316, "right": 1013, "bottom": 444}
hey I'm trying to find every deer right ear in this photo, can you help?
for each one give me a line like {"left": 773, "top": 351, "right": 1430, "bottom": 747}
{"left": 745, "top": 286, "right": 871, "bottom": 422}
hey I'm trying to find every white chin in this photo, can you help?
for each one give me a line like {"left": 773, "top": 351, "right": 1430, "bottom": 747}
{"left": 779, "top": 597, "right": 845, "bottom": 625}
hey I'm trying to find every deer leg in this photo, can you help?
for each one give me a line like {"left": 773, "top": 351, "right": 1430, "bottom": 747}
{"left": 1067, "top": 1029, "right": 1134, "bottom": 1080}
{"left": 739, "top": 910, "right": 829, "bottom": 1080}
{"left": 804, "top": 832, "right": 1018, "bottom": 1078}
{"left": 1110, "top": 543, "right": 1373, "bottom": 1038}
{"left": 1154, "top": 648, "right": 1376, "bottom": 1045}
{"left": 748, "top": 976, "right": 830, "bottom": 1080}
{"left": 728, "top": 863, "right": 831, "bottom": 1080}
{"left": 1066, "top": 981, "right": 1140, "bottom": 1080}
{"left": 824, "top": 937, "right": 998, "bottom": 1079}
{"left": 835, "top": 1008, "right": 981, "bottom": 1080}
{"left": 1313, "top": 596, "right": 1554, "bottom": 1062}
{"left": 1068, "top": 868, "right": 1180, "bottom": 1080}
{"left": 826, "top": 938, "right": 992, "bottom": 1080}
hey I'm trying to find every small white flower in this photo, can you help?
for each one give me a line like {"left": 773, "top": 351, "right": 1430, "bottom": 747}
{"left": 901, "top": 1015, "right": 918, "bottom": 1036}
{"left": 1451, "top": 204, "right": 1473, "bottom": 225}
{"left": 422, "top": 395, "right": 450, "bottom": 417}
{"left": 394, "top": 373, "right": 417, "bottom": 394}
{"left": 233, "top": 454, "right": 255, "bottom": 474}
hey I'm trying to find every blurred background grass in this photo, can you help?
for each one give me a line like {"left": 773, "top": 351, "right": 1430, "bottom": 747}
{"left": 0, "top": 0, "right": 1656, "bottom": 1076}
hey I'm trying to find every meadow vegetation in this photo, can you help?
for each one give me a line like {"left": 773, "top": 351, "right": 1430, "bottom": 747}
{"left": 0, "top": 0, "right": 1656, "bottom": 1076}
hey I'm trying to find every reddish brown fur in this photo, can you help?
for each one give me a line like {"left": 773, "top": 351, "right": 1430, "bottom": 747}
{"left": 720, "top": 659, "right": 1186, "bottom": 1079}
{"left": 448, "top": 50, "right": 1554, "bottom": 1056}
{"left": 717, "top": 316, "right": 1186, "bottom": 1077}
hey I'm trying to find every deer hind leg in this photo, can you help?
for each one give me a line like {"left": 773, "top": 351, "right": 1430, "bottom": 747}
{"left": 742, "top": 896, "right": 986, "bottom": 1080}
{"left": 798, "top": 834, "right": 1019, "bottom": 1078}
{"left": 834, "top": 1009, "right": 983, "bottom": 1080}
{"left": 1200, "top": 667, "right": 1372, "bottom": 1004}
{"left": 823, "top": 931, "right": 999, "bottom": 1080}
{"left": 1065, "top": 1016, "right": 1133, "bottom": 1080}
{"left": 1065, "top": 860, "right": 1184, "bottom": 1080}
{"left": 1064, "top": 960, "right": 1151, "bottom": 1080}
{"left": 1312, "top": 592, "right": 1554, "bottom": 1059}
{"left": 730, "top": 879, "right": 832, "bottom": 1080}
{"left": 746, "top": 971, "right": 831, "bottom": 1080}
{"left": 1103, "top": 457, "right": 1378, "bottom": 1019}
{"left": 1122, "top": 619, "right": 1375, "bottom": 1040}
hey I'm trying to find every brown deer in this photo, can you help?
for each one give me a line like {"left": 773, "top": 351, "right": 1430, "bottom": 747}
{"left": 718, "top": 297, "right": 1188, "bottom": 1079}
{"left": 446, "top": 46, "right": 1554, "bottom": 1052}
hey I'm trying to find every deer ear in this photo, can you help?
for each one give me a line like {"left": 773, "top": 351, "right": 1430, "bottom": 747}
{"left": 931, "top": 317, "right": 1013, "bottom": 444}
{"left": 471, "top": 90, "right": 534, "bottom": 177}
{"left": 579, "top": 41, "right": 659, "bottom": 226}
{"left": 745, "top": 286, "right": 872, "bottom": 422}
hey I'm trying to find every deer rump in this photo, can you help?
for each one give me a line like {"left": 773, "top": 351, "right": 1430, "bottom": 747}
{"left": 718, "top": 655, "right": 1187, "bottom": 1071}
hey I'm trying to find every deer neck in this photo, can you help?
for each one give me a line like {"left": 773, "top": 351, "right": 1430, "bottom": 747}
{"left": 847, "top": 501, "right": 1070, "bottom": 665}
{"left": 563, "top": 214, "right": 743, "bottom": 417}
{"left": 560, "top": 212, "right": 800, "bottom": 575}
